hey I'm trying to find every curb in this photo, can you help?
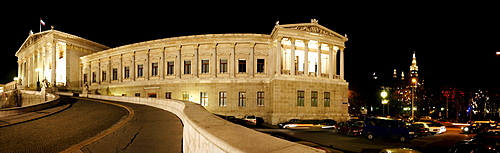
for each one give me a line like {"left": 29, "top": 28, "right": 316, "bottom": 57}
{"left": 0, "top": 102, "right": 71, "bottom": 127}
{"left": 60, "top": 97, "right": 135, "bottom": 153}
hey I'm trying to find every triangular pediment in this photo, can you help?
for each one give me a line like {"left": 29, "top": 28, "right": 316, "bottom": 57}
{"left": 273, "top": 22, "right": 348, "bottom": 41}
{"left": 15, "top": 31, "right": 51, "bottom": 56}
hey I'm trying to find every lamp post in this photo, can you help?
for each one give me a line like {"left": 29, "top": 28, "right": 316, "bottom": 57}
{"left": 13, "top": 77, "right": 19, "bottom": 90}
{"left": 381, "top": 90, "right": 388, "bottom": 116}
{"left": 35, "top": 68, "right": 41, "bottom": 91}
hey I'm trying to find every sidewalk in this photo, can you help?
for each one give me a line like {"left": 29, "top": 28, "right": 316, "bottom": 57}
{"left": 0, "top": 102, "right": 70, "bottom": 127}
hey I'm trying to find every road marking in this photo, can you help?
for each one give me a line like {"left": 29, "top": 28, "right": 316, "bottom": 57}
{"left": 60, "top": 97, "right": 135, "bottom": 153}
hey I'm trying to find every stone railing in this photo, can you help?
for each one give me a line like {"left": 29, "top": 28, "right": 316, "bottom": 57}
{"left": 66, "top": 93, "right": 324, "bottom": 153}
{"left": 0, "top": 90, "right": 59, "bottom": 117}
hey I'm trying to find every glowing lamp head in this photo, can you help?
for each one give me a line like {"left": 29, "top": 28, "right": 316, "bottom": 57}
{"left": 381, "top": 91, "right": 388, "bottom": 98}
{"left": 411, "top": 78, "right": 417, "bottom": 83}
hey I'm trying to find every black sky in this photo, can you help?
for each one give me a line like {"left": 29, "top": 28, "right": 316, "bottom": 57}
{"left": 2, "top": 3, "right": 499, "bottom": 90}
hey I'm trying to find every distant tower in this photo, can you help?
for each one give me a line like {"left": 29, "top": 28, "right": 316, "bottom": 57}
{"left": 410, "top": 51, "right": 418, "bottom": 78}
{"left": 393, "top": 69, "right": 397, "bottom": 79}
{"left": 401, "top": 71, "right": 405, "bottom": 80}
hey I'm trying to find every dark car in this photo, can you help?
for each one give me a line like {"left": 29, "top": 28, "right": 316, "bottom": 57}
{"left": 461, "top": 123, "right": 491, "bottom": 134}
{"left": 410, "top": 122, "right": 431, "bottom": 137}
{"left": 363, "top": 117, "right": 417, "bottom": 142}
{"left": 337, "top": 121, "right": 363, "bottom": 137}
{"left": 448, "top": 131, "right": 500, "bottom": 153}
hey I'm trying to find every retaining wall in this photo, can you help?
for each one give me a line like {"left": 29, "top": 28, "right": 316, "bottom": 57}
{"left": 64, "top": 93, "right": 324, "bottom": 153}
{"left": 0, "top": 90, "right": 59, "bottom": 117}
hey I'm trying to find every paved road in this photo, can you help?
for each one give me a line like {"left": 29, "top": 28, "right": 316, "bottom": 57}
{"left": 0, "top": 97, "right": 183, "bottom": 153}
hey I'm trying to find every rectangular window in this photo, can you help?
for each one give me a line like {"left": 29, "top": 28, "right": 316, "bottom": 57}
{"left": 311, "top": 91, "right": 318, "bottom": 107}
{"left": 239, "top": 92, "right": 246, "bottom": 107}
{"left": 137, "top": 64, "right": 144, "bottom": 77}
{"left": 135, "top": 93, "right": 140, "bottom": 97}
{"left": 257, "top": 59, "right": 265, "bottom": 73}
{"left": 257, "top": 91, "right": 265, "bottom": 106}
{"left": 220, "top": 59, "right": 227, "bottom": 73}
{"left": 83, "top": 73, "right": 88, "bottom": 83}
{"left": 297, "top": 90, "right": 305, "bottom": 106}
{"left": 182, "top": 92, "right": 189, "bottom": 101}
{"left": 148, "top": 93, "right": 157, "bottom": 98}
{"left": 112, "top": 68, "right": 118, "bottom": 80}
{"left": 165, "top": 92, "right": 172, "bottom": 99}
{"left": 151, "top": 62, "right": 158, "bottom": 76}
{"left": 200, "top": 92, "right": 208, "bottom": 106}
{"left": 102, "top": 71, "right": 107, "bottom": 81}
{"left": 184, "top": 60, "right": 191, "bottom": 74}
{"left": 324, "top": 92, "right": 330, "bottom": 107}
{"left": 167, "top": 61, "right": 174, "bottom": 75}
{"left": 238, "top": 59, "right": 246, "bottom": 73}
{"left": 92, "top": 72, "right": 96, "bottom": 83}
{"left": 124, "top": 66, "right": 130, "bottom": 79}
{"left": 201, "top": 59, "right": 209, "bottom": 74}
{"left": 219, "top": 91, "right": 227, "bottom": 106}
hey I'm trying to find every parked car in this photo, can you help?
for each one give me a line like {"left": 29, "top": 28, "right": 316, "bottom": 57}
{"left": 423, "top": 122, "right": 446, "bottom": 135}
{"left": 461, "top": 122, "right": 491, "bottom": 134}
{"left": 242, "top": 115, "right": 263, "bottom": 125}
{"left": 411, "top": 122, "right": 431, "bottom": 137}
{"left": 336, "top": 121, "right": 364, "bottom": 137}
{"left": 448, "top": 131, "right": 500, "bottom": 153}
{"left": 214, "top": 114, "right": 244, "bottom": 124}
{"left": 363, "top": 117, "right": 417, "bottom": 142}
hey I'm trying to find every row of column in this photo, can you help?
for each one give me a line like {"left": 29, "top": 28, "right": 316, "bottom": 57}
{"left": 275, "top": 37, "right": 344, "bottom": 80}
{"left": 17, "top": 41, "right": 57, "bottom": 88}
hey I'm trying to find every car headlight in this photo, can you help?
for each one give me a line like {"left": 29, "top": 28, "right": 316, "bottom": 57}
{"left": 352, "top": 130, "right": 359, "bottom": 132}
{"left": 409, "top": 132, "right": 415, "bottom": 134}
{"left": 463, "top": 127, "right": 469, "bottom": 131}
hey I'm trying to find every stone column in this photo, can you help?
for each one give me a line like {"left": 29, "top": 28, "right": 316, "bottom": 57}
{"left": 51, "top": 41, "right": 57, "bottom": 86}
{"left": 249, "top": 42, "right": 255, "bottom": 77}
{"left": 176, "top": 46, "right": 181, "bottom": 79}
{"left": 290, "top": 38, "right": 295, "bottom": 75}
{"left": 193, "top": 44, "right": 199, "bottom": 78}
{"left": 97, "top": 59, "right": 101, "bottom": 84}
{"left": 88, "top": 62, "right": 91, "bottom": 85}
{"left": 303, "top": 40, "right": 309, "bottom": 76}
{"left": 230, "top": 43, "right": 236, "bottom": 77}
{"left": 119, "top": 54, "right": 123, "bottom": 82}
{"left": 160, "top": 48, "right": 165, "bottom": 80}
{"left": 276, "top": 37, "right": 283, "bottom": 75}
{"left": 317, "top": 43, "right": 322, "bottom": 77}
{"left": 328, "top": 45, "right": 334, "bottom": 79}
{"left": 340, "top": 47, "right": 345, "bottom": 80}
{"left": 132, "top": 52, "right": 136, "bottom": 81}
{"left": 145, "top": 50, "right": 150, "bottom": 80}
{"left": 211, "top": 43, "right": 217, "bottom": 78}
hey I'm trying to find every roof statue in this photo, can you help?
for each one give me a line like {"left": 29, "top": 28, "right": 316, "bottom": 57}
{"left": 311, "top": 19, "right": 319, "bottom": 24}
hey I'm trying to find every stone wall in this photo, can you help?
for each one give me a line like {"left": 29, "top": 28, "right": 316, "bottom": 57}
{"left": 0, "top": 90, "right": 59, "bottom": 117}
{"left": 71, "top": 93, "right": 325, "bottom": 153}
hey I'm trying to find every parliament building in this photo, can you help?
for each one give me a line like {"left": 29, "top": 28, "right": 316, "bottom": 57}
{"left": 15, "top": 20, "right": 349, "bottom": 124}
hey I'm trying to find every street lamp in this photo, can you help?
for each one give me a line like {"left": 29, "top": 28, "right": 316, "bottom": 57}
{"left": 411, "top": 78, "right": 417, "bottom": 118}
{"left": 35, "top": 68, "right": 41, "bottom": 91}
{"left": 381, "top": 90, "right": 388, "bottom": 116}
{"left": 13, "top": 77, "right": 19, "bottom": 90}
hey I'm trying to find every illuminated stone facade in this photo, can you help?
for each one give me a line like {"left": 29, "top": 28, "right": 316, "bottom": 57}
{"left": 16, "top": 20, "right": 350, "bottom": 124}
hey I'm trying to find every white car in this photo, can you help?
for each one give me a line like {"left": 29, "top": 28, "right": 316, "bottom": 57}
{"left": 422, "top": 122, "right": 446, "bottom": 134}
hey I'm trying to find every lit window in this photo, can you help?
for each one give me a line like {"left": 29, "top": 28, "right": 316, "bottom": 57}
{"left": 311, "top": 91, "right": 318, "bottom": 107}
{"left": 257, "top": 91, "right": 264, "bottom": 106}
{"left": 239, "top": 92, "right": 246, "bottom": 107}
{"left": 324, "top": 92, "right": 330, "bottom": 107}
{"left": 219, "top": 91, "right": 227, "bottom": 106}
{"left": 200, "top": 92, "right": 208, "bottom": 106}
{"left": 297, "top": 91, "right": 305, "bottom": 106}
{"left": 182, "top": 92, "right": 189, "bottom": 101}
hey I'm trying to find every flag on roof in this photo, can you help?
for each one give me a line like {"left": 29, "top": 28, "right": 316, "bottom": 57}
{"left": 40, "top": 19, "right": 45, "bottom": 26}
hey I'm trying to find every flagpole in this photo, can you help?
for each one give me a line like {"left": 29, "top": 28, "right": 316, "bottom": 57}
{"left": 40, "top": 18, "right": 41, "bottom": 32}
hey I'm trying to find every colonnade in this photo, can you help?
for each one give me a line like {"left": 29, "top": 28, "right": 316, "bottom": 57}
{"left": 275, "top": 37, "right": 344, "bottom": 80}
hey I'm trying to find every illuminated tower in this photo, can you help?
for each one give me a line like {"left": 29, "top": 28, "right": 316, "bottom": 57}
{"left": 410, "top": 51, "right": 418, "bottom": 78}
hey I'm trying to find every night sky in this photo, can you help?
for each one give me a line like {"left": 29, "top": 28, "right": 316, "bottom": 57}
{"left": 2, "top": 3, "right": 499, "bottom": 90}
